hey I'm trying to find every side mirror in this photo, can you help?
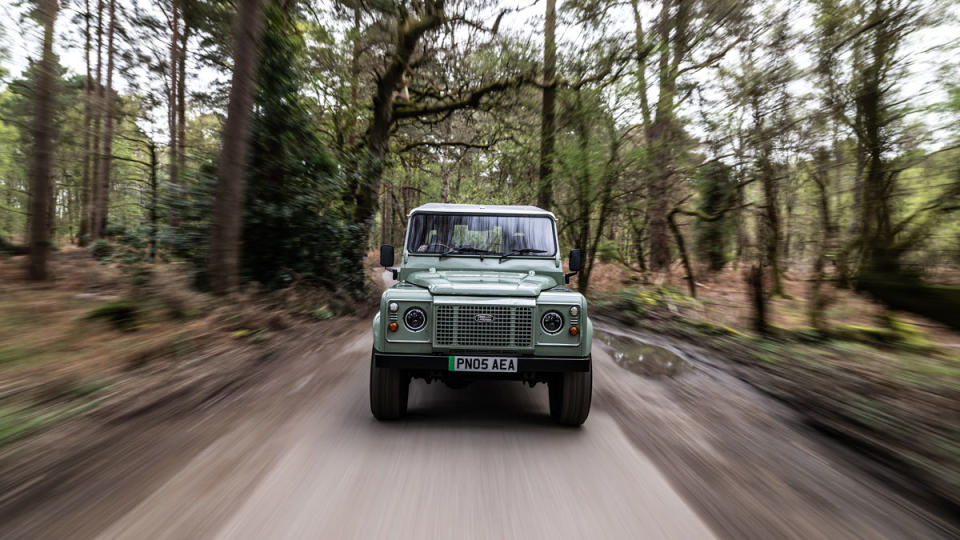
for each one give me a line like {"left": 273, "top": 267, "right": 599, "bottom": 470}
{"left": 380, "top": 245, "right": 395, "bottom": 268}
{"left": 380, "top": 245, "right": 398, "bottom": 280}
{"left": 565, "top": 249, "right": 583, "bottom": 284}
{"left": 568, "top": 249, "right": 583, "bottom": 272}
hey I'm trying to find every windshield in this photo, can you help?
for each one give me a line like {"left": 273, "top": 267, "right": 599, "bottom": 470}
{"left": 406, "top": 213, "right": 557, "bottom": 257}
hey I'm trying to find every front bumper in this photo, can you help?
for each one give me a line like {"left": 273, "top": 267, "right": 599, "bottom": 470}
{"left": 374, "top": 351, "right": 591, "bottom": 373}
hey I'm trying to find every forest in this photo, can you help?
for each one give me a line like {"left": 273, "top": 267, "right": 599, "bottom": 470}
{"left": 2, "top": 0, "right": 959, "bottom": 324}
{"left": 2, "top": 0, "right": 960, "bottom": 531}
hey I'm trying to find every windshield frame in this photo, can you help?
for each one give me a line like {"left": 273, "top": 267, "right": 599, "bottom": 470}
{"left": 404, "top": 212, "right": 559, "bottom": 259}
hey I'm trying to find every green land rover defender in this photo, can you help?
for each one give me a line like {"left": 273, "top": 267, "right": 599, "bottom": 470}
{"left": 371, "top": 203, "right": 592, "bottom": 426}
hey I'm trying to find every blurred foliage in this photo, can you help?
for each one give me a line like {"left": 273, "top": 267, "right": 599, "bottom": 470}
{"left": 88, "top": 239, "right": 113, "bottom": 260}
{"left": 693, "top": 161, "right": 736, "bottom": 272}
{"left": 0, "top": 235, "right": 27, "bottom": 255}
{"left": 615, "top": 286, "right": 698, "bottom": 319}
{"left": 241, "top": 3, "right": 350, "bottom": 291}
{"left": 84, "top": 300, "right": 139, "bottom": 332}
{"left": 596, "top": 238, "right": 621, "bottom": 264}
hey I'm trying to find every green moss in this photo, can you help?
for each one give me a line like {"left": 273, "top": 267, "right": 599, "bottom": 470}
{"left": 616, "top": 286, "right": 696, "bottom": 318}
{"left": 84, "top": 301, "right": 139, "bottom": 332}
{"left": 878, "top": 313, "right": 938, "bottom": 350}
{"left": 0, "top": 343, "right": 39, "bottom": 366}
{"left": 312, "top": 305, "right": 336, "bottom": 320}
{"left": 0, "top": 397, "right": 106, "bottom": 448}
{"left": 833, "top": 324, "right": 900, "bottom": 344}
{"left": 682, "top": 317, "right": 748, "bottom": 338}
{"left": 750, "top": 350, "right": 781, "bottom": 364}
{"left": 793, "top": 327, "right": 830, "bottom": 343}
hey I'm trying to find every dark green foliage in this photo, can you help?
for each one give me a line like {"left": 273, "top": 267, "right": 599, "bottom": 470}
{"left": 0, "top": 236, "right": 27, "bottom": 255}
{"left": 241, "top": 4, "right": 348, "bottom": 290}
{"left": 88, "top": 239, "right": 113, "bottom": 260}
{"left": 596, "top": 238, "right": 621, "bottom": 263}
{"left": 103, "top": 223, "right": 128, "bottom": 239}
{"left": 162, "top": 161, "right": 217, "bottom": 262}
{"left": 114, "top": 225, "right": 155, "bottom": 286}
{"left": 693, "top": 161, "right": 736, "bottom": 272}
{"left": 84, "top": 301, "right": 139, "bottom": 331}
{"left": 858, "top": 271, "right": 960, "bottom": 333}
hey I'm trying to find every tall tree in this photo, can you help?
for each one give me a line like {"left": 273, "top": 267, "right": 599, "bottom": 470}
{"left": 693, "top": 160, "right": 735, "bottom": 272}
{"left": 26, "top": 0, "right": 59, "bottom": 280}
{"left": 177, "top": 10, "right": 189, "bottom": 181}
{"left": 537, "top": 0, "right": 557, "bottom": 211}
{"left": 634, "top": 0, "right": 748, "bottom": 271}
{"left": 88, "top": 0, "right": 104, "bottom": 239}
{"left": 168, "top": 0, "right": 181, "bottom": 226}
{"left": 207, "top": 0, "right": 267, "bottom": 294}
{"left": 78, "top": 0, "right": 93, "bottom": 244}
{"left": 91, "top": 0, "right": 116, "bottom": 239}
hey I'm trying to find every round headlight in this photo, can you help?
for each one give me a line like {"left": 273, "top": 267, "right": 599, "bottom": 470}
{"left": 388, "top": 302, "right": 398, "bottom": 313}
{"left": 569, "top": 306, "right": 579, "bottom": 317}
{"left": 403, "top": 307, "right": 427, "bottom": 331}
{"left": 541, "top": 310, "right": 564, "bottom": 334}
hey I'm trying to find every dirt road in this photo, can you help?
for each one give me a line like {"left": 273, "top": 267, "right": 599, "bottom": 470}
{"left": 89, "top": 329, "right": 713, "bottom": 539}
{"left": 2, "top": 313, "right": 954, "bottom": 539}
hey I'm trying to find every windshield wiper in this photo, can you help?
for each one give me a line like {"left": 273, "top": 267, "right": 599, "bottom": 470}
{"left": 438, "top": 247, "right": 494, "bottom": 260}
{"left": 499, "top": 248, "right": 548, "bottom": 262}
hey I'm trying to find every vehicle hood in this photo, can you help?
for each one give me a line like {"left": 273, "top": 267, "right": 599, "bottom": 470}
{"left": 406, "top": 270, "right": 558, "bottom": 297}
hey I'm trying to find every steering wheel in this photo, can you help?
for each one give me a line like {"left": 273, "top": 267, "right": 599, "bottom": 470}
{"left": 420, "top": 242, "right": 453, "bottom": 253}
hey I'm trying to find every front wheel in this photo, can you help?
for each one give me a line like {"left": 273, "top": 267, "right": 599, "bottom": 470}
{"left": 548, "top": 365, "right": 592, "bottom": 426}
{"left": 370, "top": 350, "right": 409, "bottom": 420}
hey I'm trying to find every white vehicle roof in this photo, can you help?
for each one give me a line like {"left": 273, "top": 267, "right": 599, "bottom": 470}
{"left": 409, "top": 203, "right": 555, "bottom": 218}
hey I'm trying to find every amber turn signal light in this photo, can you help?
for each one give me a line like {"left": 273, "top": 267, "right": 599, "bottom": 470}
{"left": 388, "top": 322, "right": 398, "bottom": 332}
{"left": 569, "top": 326, "right": 578, "bottom": 336}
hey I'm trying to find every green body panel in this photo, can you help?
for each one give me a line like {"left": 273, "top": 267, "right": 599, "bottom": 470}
{"left": 399, "top": 255, "right": 563, "bottom": 286}
{"left": 406, "top": 270, "right": 558, "bottom": 297}
{"left": 373, "top": 204, "right": 592, "bottom": 359}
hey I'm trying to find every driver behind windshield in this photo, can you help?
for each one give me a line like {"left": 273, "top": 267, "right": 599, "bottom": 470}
{"left": 417, "top": 218, "right": 452, "bottom": 252}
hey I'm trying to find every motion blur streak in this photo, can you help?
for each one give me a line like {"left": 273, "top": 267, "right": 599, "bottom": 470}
{"left": 96, "top": 332, "right": 712, "bottom": 539}
{"left": 1, "top": 315, "right": 953, "bottom": 539}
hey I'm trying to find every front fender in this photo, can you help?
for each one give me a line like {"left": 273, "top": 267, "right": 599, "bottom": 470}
{"left": 584, "top": 316, "right": 594, "bottom": 357}
{"left": 372, "top": 312, "right": 382, "bottom": 351}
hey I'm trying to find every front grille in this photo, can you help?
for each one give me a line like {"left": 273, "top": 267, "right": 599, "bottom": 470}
{"left": 436, "top": 305, "right": 533, "bottom": 349}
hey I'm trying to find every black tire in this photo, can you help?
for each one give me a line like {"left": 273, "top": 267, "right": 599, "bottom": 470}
{"left": 548, "top": 364, "right": 592, "bottom": 426}
{"left": 370, "top": 350, "right": 409, "bottom": 420}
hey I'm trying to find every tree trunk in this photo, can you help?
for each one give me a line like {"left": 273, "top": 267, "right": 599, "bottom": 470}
{"left": 668, "top": 210, "right": 696, "bottom": 297}
{"left": 177, "top": 19, "right": 188, "bottom": 182}
{"left": 632, "top": 218, "right": 646, "bottom": 271}
{"left": 440, "top": 129, "right": 451, "bottom": 203}
{"left": 573, "top": 95, "right": 591, "bottom": 291}
{"left": 537, "top": 0, "right": 556, "bottom": 211}
{"left": 89, "top": 0, "right": 104, "bottom": 239}
{"left": 79, "top": 0, "right": 93, "bottom": 245}
{"left": 149, "top": 143, "right": 158, "bottom": 261}
{"left": 168, "top": 0, "right": 180, "bottom": 227}
{"left": 207, "top": 0, "right": 267, "bottom": 295}
{"left": 809, "top": 149, "right": 834, "bottom": 330}
{"left": 646, "top": 147, "right": 671, "bottom": 271}
{"left": 645, "top": 0, "right": 679, "bottom": 272}
{"left": 580, "top": 115, "right": 620, "bottom": 295}
{"left": 91, "top": 0, "right": 116, "bottom": 239}
{"left": 758, "top": 146, "right": 783, "bottom": 296}
{"left": 747, "top": 264, "right": 767, "bottom": 334}
{"left": 27, "top": 0, "right": 59, "bottom": 281}
{"left": 342, "top": 8, "right": 444, "bottom": 292}
{"left": 380, "top": 179, "right": 391, "bottom": 246}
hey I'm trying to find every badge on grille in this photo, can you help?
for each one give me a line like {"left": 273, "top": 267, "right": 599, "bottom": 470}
{"left": 475, "top": 313, "right": 495, "bottom": 322}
